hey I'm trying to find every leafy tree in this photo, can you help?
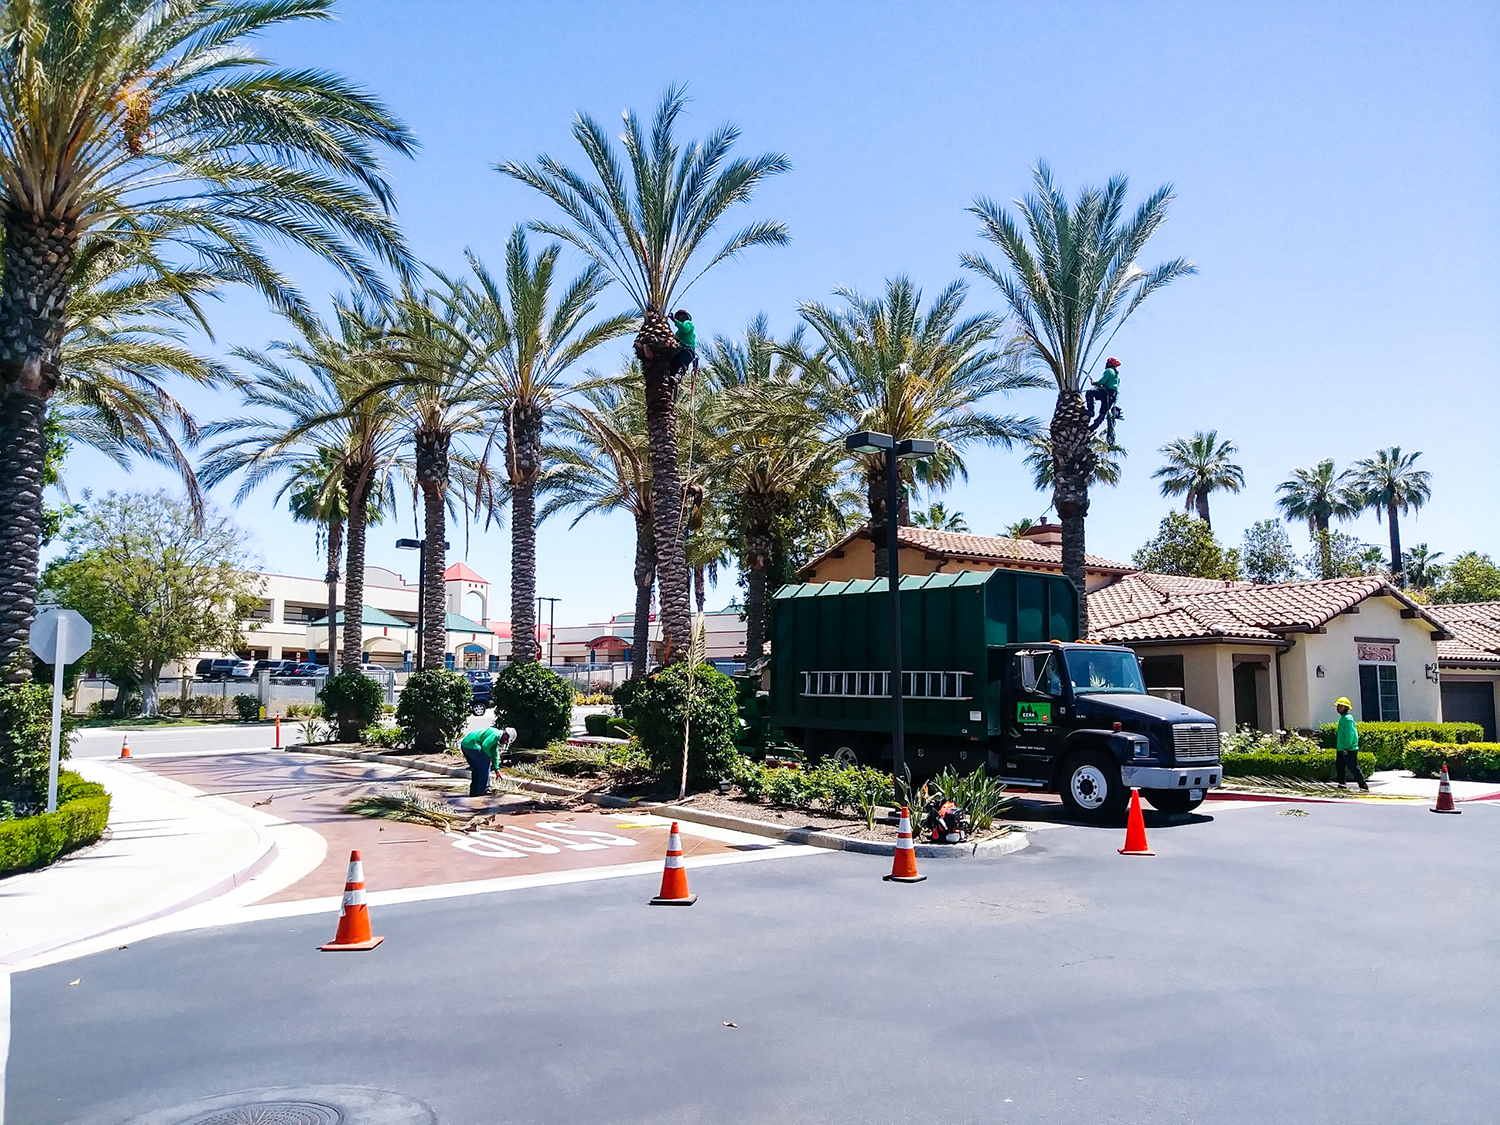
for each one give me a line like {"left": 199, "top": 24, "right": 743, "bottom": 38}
{"left": 0, "top": 0, "right": 414, "bottom": 682}
{"left": 911, "top": 503, "right": 970, "bottom": 532}
{"left": 42, "top": 492, "right": 262, "bottom": 716}
{"left": 799, "top": 276, "right": 1039, "bottom": 576}
{"left": 1152, "top": 430, "right": 1245, "bottom": 529}
{"left": 1240, "top": 519, "right": 1302, "bottom": 584}
{"left": 1276, "top": 459, "right": 1359, "bottom": 579}
{"left": 1432, "top": 552, "right": 1500, "bottom": 604}
{"left": 1302, "top": 530, "right": 1368, "bottom": 580}
{"left": 965, "top": 163, "right": 1196, "bottom": 631}
{"left": 1132, "top": 511, "right": 1241, "bottom": 580}
{"left": 1346, "top": 447, "right": 1432, "bottom": 588}
{"left": 319, "top": 671, "right": 383, "bottom": 742}
{"left": 500, "top": 85, "right": 789, "bottom": 664}
{"left": 442, "top": 232, "right": 632, "bottom": 662}
{"left": 1403, "top": 544, "right": 1445, "bottom": 593}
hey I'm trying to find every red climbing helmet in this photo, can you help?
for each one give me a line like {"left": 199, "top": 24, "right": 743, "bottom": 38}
{"left": 1105, "top": 357, "right": 1121, "bottom": 368}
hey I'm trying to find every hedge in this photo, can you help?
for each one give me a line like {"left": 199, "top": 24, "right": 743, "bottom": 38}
{"left": 1222, "top": 751, "right": 1375, "bottom": 782}
{"left": 1316, "top": 722, "right": 1483, "bottom": 770}
{"left": 0, "top": 771, "right": 111, "bottom": 876}
{"left": 1403, "top": 741, "right": 1500, "bottom": 782}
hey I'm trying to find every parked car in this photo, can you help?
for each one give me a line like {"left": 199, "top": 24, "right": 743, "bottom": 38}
{"left": 199, "top": 657, "right": 254, "bottom": 682}
{"left": 292, "top": 662, "right": 325, "bottom": 679}
{"left": 253, "top": 659, "right": 300, "bottom": 678}
{"left": 466, "top": 670, "right": 493, "bottom": 716}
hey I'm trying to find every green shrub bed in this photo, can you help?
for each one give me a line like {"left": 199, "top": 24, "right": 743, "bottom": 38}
{"left": 1221, "top": 750, "right": 1375, "bottom": 781}
{"left": 1403, "top": 741, "right": 1500, "bottom": 782}
{"left": 492, "top": 663, "right": 573, "bottom": 748}
{"left": 1317, "top": 722, "right": 1482, "bottom": 770}
{"left": 0, "top": 772, "right": 111, "bottom": 876}
{"left": 730, "top": 756, "right": 896, "bottom": 813}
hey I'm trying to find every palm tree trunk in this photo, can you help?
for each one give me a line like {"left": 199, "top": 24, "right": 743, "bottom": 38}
{"left": 416, "top": 432, "right": 450, "bottom": 671}
{"left": 341, "top": 462, "right": 373, "bottom": 674}
{"left": 632, "top": 514, "right": 655, "bottom": 678}
{"left": 694, "top": 567, "right": 706, "bottom": 614}
{"left": 1049, "top": 393, "right": 1097, "bottom": 634}
{"left": 325, "top": 519, "right": 343, "bottom": 667}
{"left": 0, "top": 393, "right": 49, "bottom": 681}
{"left": 743, "top": 492, "right": 775, "bottom": 663}
{"left": 1314, "top": 515, "right": 1333, "bottom": 580}
{"left": 637, "top": 311, "right": 691, "bottom": 663}
{"left": 867, "top": 459, "right": 890, "bottom": 579}
{"left": 1387, "top": 501, "right": 1403, "bottom": 587}
{"left": 1195, "top": 492, "right": 1211, "bottom": 527}
{"left": 507, "top": 402, "right": 545, "bottom": 664}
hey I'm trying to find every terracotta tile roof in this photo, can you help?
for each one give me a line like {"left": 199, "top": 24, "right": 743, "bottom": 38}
{"left": 893, "top": 526, "right": 1133, "bottom": 571}
{"left": 1426, "top": 603, "right": 1500, "bottom": 666}
{"left": 442, "top": 561, "right": 488, "bottom": 584}
{"left": 1089, "top": 572, "right": 1450, "bottom": 645}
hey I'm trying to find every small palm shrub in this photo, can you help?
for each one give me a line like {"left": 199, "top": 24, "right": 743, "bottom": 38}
{"left": 396, "top": 669, "right": 472, "bottom": 753}
{"left": 319, "top": 673, "right": 384, "bottom": 741}
{"left": 492, "top": 663, "right": 573, "bottom": 748}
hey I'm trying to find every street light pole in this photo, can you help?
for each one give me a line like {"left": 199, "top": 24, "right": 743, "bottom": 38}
{"left": 396, "top": 537, "right": 445, "bottom": 672}
{"left": 539, "top": 596, "right": 561, "bottom": 666}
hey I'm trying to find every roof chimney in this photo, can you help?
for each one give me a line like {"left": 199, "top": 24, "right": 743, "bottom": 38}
{"left": 1016, "top": 517, "right": 1063, "bottom": 549}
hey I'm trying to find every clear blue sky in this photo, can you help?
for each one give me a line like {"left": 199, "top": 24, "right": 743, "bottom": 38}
{"left": 60, "top": 0, "right": 1499, "bottom": 625}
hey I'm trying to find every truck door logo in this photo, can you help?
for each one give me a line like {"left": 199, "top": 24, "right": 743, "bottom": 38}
{"left": 1017, "top": 701, "right": 1052, "bottom": 725}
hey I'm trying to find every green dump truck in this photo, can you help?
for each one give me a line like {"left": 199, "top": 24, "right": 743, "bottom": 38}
{"left": 767, "top": 568, "right": 1222, "bottom": 821}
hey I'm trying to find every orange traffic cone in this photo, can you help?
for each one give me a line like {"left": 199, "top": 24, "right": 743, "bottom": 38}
{"left": 320, "top": 850, "right": 384, "bottom": 950}
{"left": 1432, "top": 765, "right": 1462, "bottom": 814}
{"left": 884, "top": 806, "right": 927, "bottom": 883}
{"left": 649, "top": 822, "right": 697, "bottom": 905}
{"left": 1118, "top": 788, "right": 1155, "bottom": 855}
{"left": 118, "top": 734, "right": 130, "bottom": 759}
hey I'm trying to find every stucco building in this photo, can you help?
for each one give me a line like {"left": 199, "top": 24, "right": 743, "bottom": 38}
{"left": 1426, "top": 602, "right": 1500, "bottom": 739}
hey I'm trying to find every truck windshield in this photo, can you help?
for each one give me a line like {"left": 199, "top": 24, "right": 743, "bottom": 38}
{"left": 1064, "top": 648, "right": 1146, "bottom": 694}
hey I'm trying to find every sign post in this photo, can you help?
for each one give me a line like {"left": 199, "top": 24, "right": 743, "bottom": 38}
{"left": 29, "top": 608, "right": 94, "bottom": 813}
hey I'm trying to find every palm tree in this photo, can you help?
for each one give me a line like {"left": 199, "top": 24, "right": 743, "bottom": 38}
{"left": 1403, "top": 543, "right": 1444, "bottom": 592}
{"left": 1275, "top": 459, "right": 1359, "bottom": 580}
{"left": 1152, "top": 430, "right": 1246, "bottom": 529}
{"left": 444, "top": 231, "right": 632, "bottom": 663}
{"left": 685, "top": 504, "right": 730, "bottom": 615}
{"left": 1003, "top": 517, "right": 1041, "bottom": 538}
{"left": 1347, "top": 447, "right": 1432, "bottom": 589}
{"left": 799, "top": 276, "right": 1040, "bottom": 577}
{"left": 1024, "top": 433, "right": 1125, "bottom": 494}
{"left": 701, "top": 319, "right": 844, "bottom": 661}
{"left": 499, "top": 85, "right": 789, "bottom": 663}
{"left": 911, "top": 503, "right": 970, "bottom": 532}
{"left": 0, "top": 0, "right": 415, "bottom": 680}
{"left": 202, "top": 298, "right": 408, "bottom": 672}
{"left": 543, "top": 374, "right": 656, "bottom": 677}
{"left": 964, "top": 163, "right": 1196, "bottom": 631}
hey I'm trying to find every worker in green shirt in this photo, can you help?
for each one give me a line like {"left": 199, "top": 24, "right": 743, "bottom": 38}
{"left": 670, "top": 308, "right": 698, "bottom": 377}
{"left": 1334, "top": 696, "right": 1369, "bottom": 791}
{"left": 1086, "top": 356, "right": 1121, "bottom": 428}
{"left": 460, "top": 725, "right": 512, "bottom": 796}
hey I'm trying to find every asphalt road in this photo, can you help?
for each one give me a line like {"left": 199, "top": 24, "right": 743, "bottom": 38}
{"left": 11, "top": 799, "right": 1498, "bottom": 1125}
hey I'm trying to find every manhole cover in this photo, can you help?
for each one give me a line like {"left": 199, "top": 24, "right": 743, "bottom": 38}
{"left": 184, "top": 1104, "right": 341, "bottom": 1125}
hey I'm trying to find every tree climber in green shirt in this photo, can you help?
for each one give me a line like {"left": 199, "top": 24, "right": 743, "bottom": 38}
{"left": 1086, "top": 356, "right": 1122, "bottom": 431}
{"left": 1334, "top": 696, "right": 1369, "bottom": 791}
{"left": 671, "top": 309, "right": 698, "bottom": 378}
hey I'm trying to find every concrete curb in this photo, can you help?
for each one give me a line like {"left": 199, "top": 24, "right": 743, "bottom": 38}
{"left": 289, "top": 744, "right": 1030, "bottom": 859}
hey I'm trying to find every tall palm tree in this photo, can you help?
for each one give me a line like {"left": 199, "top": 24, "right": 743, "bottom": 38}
{"left": 1276, "top": 459, "right": 1359, "bottom": 580}
{"left": 0, "top": 0, "right": 415, "bottom": 680}
{"left": 685, "top": 505, "right": 730, "bottom": 615}
{"left": 1024, "top": 433, "right": 1125, "bottom": 493}
{"left": 542, "top": 374, "right": 656, "bottom": 678}
{"left": 799, "top": 276, "right": 1040, "bottom": 577}
{"left": 1403, "top": 543, "right": 1444, "bottom": 592}
{"left": 1152, "top": 430, "right": 1246, "bottom": 528}
{"left": 499, "top": 85, "right": 789, "bottom": 663}
{"left": 911, "top": 502, "right": 970, "bottom": 532}
{"left": 701, "top": 319, "right": 844, "bottom": 661}
{"left": 1003, "top": 517, "right": 1041, "bottom": 538}
{"left": 964, "top": 163, "right": 1196, "bottom": 631}
{"left": 202, "top": 298, "right": 407, "bottom": 672}
{"left": 444, "top": 231, "right": 632, "bottom": 663}
{"left": 1347, "top": 447, "right": 1432, "bottom": 589}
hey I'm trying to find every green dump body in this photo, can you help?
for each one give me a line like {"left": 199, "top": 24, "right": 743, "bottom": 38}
{"left": 767, "top": 568, "right": 1080, "bottom": 741}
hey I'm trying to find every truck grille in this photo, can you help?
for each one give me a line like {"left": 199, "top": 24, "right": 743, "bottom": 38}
{"left": 1173, "top": 723, "right": 1219, "bottom": 762}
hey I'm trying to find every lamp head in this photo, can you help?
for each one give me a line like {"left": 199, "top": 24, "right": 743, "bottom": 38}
{"left": 844, "top": 430, "right": 893, "bottom": 454}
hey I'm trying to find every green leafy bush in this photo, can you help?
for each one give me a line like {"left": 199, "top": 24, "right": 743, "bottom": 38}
{"left": 574, "top": 691, "right": 613, "bottom": 705}
{"left": 359, "top": 724, "right": 410, "bottom": 750}
{"left": 284, "top": 702, "right": 323, "bottom": 719}
{"left": 0, "top": 680, "right": 73, "bottom": 807}
{"left": 0, "top": 771, "right": 110, "bottom": 875}
{"left": 583, "top": 712, "right": 611, "bottom": 736}
{"left": 728, "top": 755, "right": 896, "bottom": 813}
{"left": 1403, "top": 740, "right": 1500, "bottom": 782}
{"left": 396, "top": 669, "right": 472, "bottom": 753}
{"left": 1222, "top": 750, "right": 1374, "bottom": 781}
{"left": 319, "top": 672, "right": 384, "bottom": 741}
{"left": 1316, "top": 722, "right": 1482, "bottom": 770}
{"left": 234, "top": 694, "right": 260, "bottom": 722}
{"left": 929, "top": 766, "right": 1016, "bottom": 831}
{"left": 619, "top": 662, "right": 739, "bottom": 789}
{"left": 606, "top": 716, "right": 634, "bottom": 738}
{"left": 492, "top": 662, "right": 573, "bottom": 748}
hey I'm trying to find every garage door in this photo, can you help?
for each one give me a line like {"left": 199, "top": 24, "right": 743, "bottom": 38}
{"left": 1442, "top": 681, "right": 1497, "bottom": 741}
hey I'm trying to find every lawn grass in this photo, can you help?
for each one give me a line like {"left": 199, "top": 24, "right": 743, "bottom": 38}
{"left": 74, "top": 716, "right": 279, "bottom": 730}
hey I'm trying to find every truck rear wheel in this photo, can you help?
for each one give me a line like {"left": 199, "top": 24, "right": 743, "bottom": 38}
{"left": 1144, "top": 788, "right": 1205, "bottom": 815}
{"left": 825, "top": 738, "right": 868, "bottom": 768}
{"left": 1058, "top": 750, "right": 1128, "bottom": 823}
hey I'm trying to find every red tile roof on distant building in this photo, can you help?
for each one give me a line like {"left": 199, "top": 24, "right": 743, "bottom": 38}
{"left": 1426, "top": 603, "right": 1500, "bottom": 666}
{"left": 442, "top": 562, "right": 488, "bottom": 584}
{"left": 798, "top": 524, "right": 1132, "bottom": 578}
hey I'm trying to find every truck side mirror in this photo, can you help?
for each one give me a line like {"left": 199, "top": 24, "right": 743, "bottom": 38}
{"left": 1019, "top": 657, "right": 1038, "bottom": 694}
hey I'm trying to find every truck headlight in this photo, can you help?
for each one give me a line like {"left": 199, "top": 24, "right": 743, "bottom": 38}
{"left": 1133, "top": 739, "right": 1150, "bottom": 759}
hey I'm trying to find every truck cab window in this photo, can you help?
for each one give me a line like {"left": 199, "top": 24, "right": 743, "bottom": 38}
{"left": 1014, "top": 651, "right": 1062, "bottom": 697}
{"left": 1064, "top": 648, "right": 1147, "bottom": 695}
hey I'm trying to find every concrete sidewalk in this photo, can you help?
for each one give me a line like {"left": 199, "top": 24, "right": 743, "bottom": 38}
{"left": 0, "top": 760, "right": 278, "bottom": 966}
{"left": 1367, "top": 769, "right": 1500, "bottom": 801}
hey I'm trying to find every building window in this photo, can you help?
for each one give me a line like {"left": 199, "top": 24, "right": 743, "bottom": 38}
{"left": 1358, "top": 663, "right": 1400, "bottom": 722}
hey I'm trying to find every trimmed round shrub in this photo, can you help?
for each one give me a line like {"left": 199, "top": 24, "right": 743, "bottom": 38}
{"left": 619, "top": 662, "right": 739, "bottom": 790}
{"left": 583, "top": 711, "right": 611, "bottom": 736}
{"left": 396, "top": 669, "right": 472, "bottom": 753}
{"left": 492, "top": 662, "right": 572, "bottom": 748}
{"left": 234, "top": 694, "right": 261, "bottom": 722}
{"left": 319, "top": 672, "right": 384, "bottom": 742}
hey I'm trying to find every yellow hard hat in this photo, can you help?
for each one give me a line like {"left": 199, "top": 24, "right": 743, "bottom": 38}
{"left": 1336, "top": 697, "right": 1352, "bottom": 708}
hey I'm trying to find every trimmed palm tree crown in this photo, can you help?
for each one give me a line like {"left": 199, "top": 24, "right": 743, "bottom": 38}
{"left": 1347, "top": 447, "right": 1431, "bottom": 588}
{"left": 1275, "top": 458, "right": 1359, "bottom": 580}
{"left": 1152, "top": 430, "right": 1246, "bottom": 528}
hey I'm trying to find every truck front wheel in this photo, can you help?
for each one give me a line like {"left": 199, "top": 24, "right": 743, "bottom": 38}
{"left": 824, "top": 737, "right": 869, "bottom": 768}
{"left": 1144, "top": 788, "right": 1205, "bottom": 815}
{"left": 1058, "top": 750, "right": 1128, "bottom": 823}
